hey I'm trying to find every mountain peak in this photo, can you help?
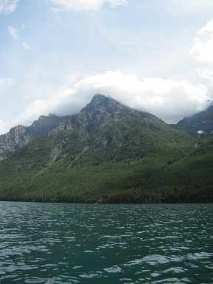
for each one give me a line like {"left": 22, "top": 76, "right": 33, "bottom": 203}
{"left": 81, "top": 94, "right": 126, "bottom": 115}
{"left": 90, "top": 93, "right": 112, "bottom": 103}
{"left": 89, "top": 94, "right": 117, "bottom": 107}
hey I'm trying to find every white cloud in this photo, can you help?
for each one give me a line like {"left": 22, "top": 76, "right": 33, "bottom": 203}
{"left": 191, "top": 20, "right": 213, "bottom": 65}
{"left": 8, "top": 25, "right": 19, "bottom": 40}
{"left": 0, "top": 120, "right": 13, "bottom": 134}
{"left": 22, "top": 41, "right": 31, "bottom": 50}
{"left": 0, "top": 0, "right": 18, "bottom": 14}
{"left": 8, "top": 25, "right": 31, "bottom": 51}
{"left": 170, "top": 0, "right": 213, "bottom": 15}
{"left": 51, "top": 0, "right": 127, "bottom": 11}
{"left": 191, "top": 19, "right": 213, "bottom": 98}
{"left": 5, "top": 71, "right": 208, "bottom": 134}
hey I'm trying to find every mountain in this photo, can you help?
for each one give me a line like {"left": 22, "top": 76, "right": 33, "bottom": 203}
{"left": 0, "top": 94, "right": 212, "bottom": 203}
{"left": 0, "top": 94, "right": 191, "bottom": 162}
{"left": 177, "top": 104, "right": 213, "bottom": 135}
{"left": 0, "top": 125, "right": 28, "bottom": 160}
{"left": 0, "top": 114, "right": 63, "bottom": 160}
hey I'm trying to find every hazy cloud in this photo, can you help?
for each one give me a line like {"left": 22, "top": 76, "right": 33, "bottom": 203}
{"left": 191, "top": 19, "right": 213, "bottom": 96}
{"left": 51, "top": 0, "right": 128, "bottom": 11}
{"left": 0, "top": 78, "right": 15, "bottom": 133}
{"left": 0, "top": 78, "right": 14, "bottom": 95}
{"left": 1, "top": 1, "right": 213, "bottom": 135}
{"left": 21, "top": 41, "right": 31, "bottom": 50}
{"left": 191, "top": 20, "right": 213, "bottom": 65}
{"left": 4, "top": 70, "right": 207, "bottom": 134}
{"left": 169, "top": 0, "right": 213, "bottom": 15}
{"left": 8, "top": 25, "right": 19, "bottom": 40}
{"left": 0, "top": 120, "right": 13, "bottom": 134}
{"left": 8, "top": 25, "right": 31, "bottom": 51}
{"left": 0, "top": 0, "right": 18, "bottom": 14}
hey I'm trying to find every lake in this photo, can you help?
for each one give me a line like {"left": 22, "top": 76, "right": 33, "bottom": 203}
{"left": 0, "top": 202, "right": 212, "bottom": 283}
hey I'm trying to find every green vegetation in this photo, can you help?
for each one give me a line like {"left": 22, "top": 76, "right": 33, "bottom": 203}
{"left": 0, "top": 95, "right": 212, "bottom": 203}
{"left": 0, "top": 135, "right": 212, "bottom": 203}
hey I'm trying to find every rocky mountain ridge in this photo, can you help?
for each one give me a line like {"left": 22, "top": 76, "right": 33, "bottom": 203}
{"left": 0, "top": 94, "right": 185, "bottom": 161}
{"left": 0, "top": 94, "right": 212, "bottom": 203}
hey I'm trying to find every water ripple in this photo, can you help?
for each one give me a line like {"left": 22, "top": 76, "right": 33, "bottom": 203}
{"left": 0, "top": 203, "right": 212, "bottom": 283}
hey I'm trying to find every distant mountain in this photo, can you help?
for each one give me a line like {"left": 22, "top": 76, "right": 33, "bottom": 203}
{"left": 177, "top": 104, "right": 213, "bottom": 135}
{"left": 0, "top": 94, "right": 212, "bottom": 203}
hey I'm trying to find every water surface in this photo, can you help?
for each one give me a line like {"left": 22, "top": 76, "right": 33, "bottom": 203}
{"left": 0, "top": 202, "right": 212, "bottom": 283}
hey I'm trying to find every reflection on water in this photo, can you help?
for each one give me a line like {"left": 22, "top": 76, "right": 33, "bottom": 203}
{"left": 0, "top": 202, "right": 212, "bottom": 283}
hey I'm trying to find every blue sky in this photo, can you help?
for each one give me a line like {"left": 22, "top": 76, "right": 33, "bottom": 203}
{"left": 0, "top": 0, "right": 213, "bottom": 133}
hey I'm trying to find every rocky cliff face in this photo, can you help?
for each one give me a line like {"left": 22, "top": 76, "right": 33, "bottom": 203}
{"left": 0, "top": 114, "right": 63, "bottom": 160}
{"left": 0, "top": 94, "right": 189, "bottom": 161}
{"left": 0, "top": 94, "right": 205, "bottom": 203}
{"left": 0, "top": 125, "right": 29, "bottom": 160}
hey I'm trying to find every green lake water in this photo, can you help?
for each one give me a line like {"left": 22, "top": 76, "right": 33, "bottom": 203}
{"left": 0, "top": 202, "right": 212, "bottom": 283}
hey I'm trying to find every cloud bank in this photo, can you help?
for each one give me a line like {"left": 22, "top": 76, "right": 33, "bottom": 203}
{"left": 51, "top": 0, "right": 127, "bottom": 11}
{"left": 8, "top": 70, "right": 208, "bottom": 134}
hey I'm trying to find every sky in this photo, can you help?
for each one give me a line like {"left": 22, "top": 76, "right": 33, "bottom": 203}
{"left": 0, "top": 0, "right": 213, "bottom": 133}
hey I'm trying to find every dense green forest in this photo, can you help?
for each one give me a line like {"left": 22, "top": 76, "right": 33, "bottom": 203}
{"left": 0, "top": 95, "right": 212, "bottom": 203}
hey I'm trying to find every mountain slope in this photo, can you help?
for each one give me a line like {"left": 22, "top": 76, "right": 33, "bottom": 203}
{"left": 0, "top": 94, "right": 192, "bottom": 163}
{"left": 0, "top": 137, "right": 212, "bottom": 203}
{"left": 0, "top": 115, "right": 64, "bottom": 160}
{"left": 53, "top": 95, "right": 193, "bottom": 165}
{"left": 177, "top": 104, "right": 213, "bottom": 135}
{"left": 0, "top": 94, "right": 211, "bottom": 203}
